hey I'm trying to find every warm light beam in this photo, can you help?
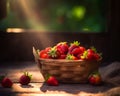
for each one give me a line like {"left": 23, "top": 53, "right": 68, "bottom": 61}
{"left": 14, "top": 0, "right": 47, "bottom": 31}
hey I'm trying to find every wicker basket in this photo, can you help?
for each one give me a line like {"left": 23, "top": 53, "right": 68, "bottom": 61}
{"left": 38, "top": 59, "right": 99, "bottom": 83}
{"left": 33, "top": 47, "right": 100, "bottom": 83}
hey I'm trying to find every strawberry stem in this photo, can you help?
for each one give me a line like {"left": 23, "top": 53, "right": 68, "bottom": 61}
{"left": 24, "top": 72, "right": 32, "bottom": 79}
{"left": 70, "top": 41, "right": 80, "bottom": 46}
{"left": 91, "top": 46, "right": 97, "bottom": 52}
{"left": 45, "top": 74, "right": 51, "bottom": 81}
{"left": 48, "top": 47, "right": 58, "bottom": 58}
{"left": 0, "top": 75, "right": 5, "bottom": 82}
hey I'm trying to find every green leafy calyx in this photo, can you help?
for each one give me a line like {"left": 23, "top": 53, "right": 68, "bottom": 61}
{"left": 70, "top": 41, "right": 80, "bottom": 46}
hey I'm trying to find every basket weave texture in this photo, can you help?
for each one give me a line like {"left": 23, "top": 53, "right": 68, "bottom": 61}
{"left": 37, "top": 58, "right": 99, "bottom": 83}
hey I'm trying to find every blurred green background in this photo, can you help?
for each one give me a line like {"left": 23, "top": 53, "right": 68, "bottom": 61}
{"left": 0, "top": 0, "right": 106, "bottom": 33}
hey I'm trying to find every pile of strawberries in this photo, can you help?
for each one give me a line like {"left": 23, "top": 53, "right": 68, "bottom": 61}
{"left": 39, "top": 41, "right": 102, "bottom": 61}
{"left": 38, "top": 41, "right": 103, "bottom": 86}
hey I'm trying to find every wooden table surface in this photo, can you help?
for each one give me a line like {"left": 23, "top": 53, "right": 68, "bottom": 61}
{"left": 0, "top": 61, "right": 119, "bottom": 96}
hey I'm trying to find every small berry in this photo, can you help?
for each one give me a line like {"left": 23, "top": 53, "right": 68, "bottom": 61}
{"left": 19, "top": 72, "right": 32, "bottom": 85}
{"left": 1, "top": 77, "right": 13, "bottom": 88}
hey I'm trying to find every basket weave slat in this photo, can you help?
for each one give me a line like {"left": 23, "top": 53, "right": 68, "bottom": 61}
{"left": 37, "top": 58, "right": 99, "bottom": 83}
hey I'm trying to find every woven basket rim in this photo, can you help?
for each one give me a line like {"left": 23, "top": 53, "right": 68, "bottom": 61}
{"left": 39, "top": 58, "right": 100, "bottom": 62}
{"left": 38, "top": 58, "right": 100, "bottom": 66}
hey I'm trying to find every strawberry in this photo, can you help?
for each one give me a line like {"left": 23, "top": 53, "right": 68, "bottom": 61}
{"left": 77, "top": 53, "right": 83, "bottom": 59}
{"left": 19, "top": 72, "right": 32, "bottom": 85}
{"left": 39, "top": 47, "right": 51, "bottom": 59}
{"left": 88, "top": 72, "right": 102, "bottom": 85}
{"left": 40, "top": 50, "right": 49, "bottom": 59}
{"left": 70, "top": 47, "right": 81, "bottom": 56}
{"left": 1, "top": 77, "right": 13, "bottom": 88}
{"left": 46, "top": 76, "right": 59, "bottom": 86}
{"left": 66, "top": 54, "right": 78, "bottom": 60}
{"left": 48, "top": 47, "right": 61, "bottom": 59}
{"left": 70, "top": 46, "right": 86, "bottom": 56}
{"left": 59, "top": 54, "right": 67, "bottom": 59}
{"left": 79, "top": 46, "right": 86, "bottom": 53}
{"left": 94, "top": 53, "right": 101, "bottom": 60}
{"left": 45, "top": 47, "right": 51, "bottom": 52}
{"left": 86, "top": 50, "right": 95, "bottom": 60}
{"left": 56, "top": 42, "right": 69, "bottom": 54}
{"left": 68, "top": 41, "right": 80, "bottom": 54}
{"left": 81, "top": 47, "right": 102, "bottom": 61}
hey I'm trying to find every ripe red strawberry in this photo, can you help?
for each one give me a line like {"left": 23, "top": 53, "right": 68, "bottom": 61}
{"left": 56, "top": 42, "right": 69, "bottom": 54}
{"left": 45, "top": 47, "right": 51, "bottom": 52}
{"left": 81, "top": 50, "right": 95, "bottom": 60}
{"left": 79, "top": 46, "right": 86, "bottom": 53}
{"left": 1, "top": 77, "right": 13, "bottom": 88}
{"left": 46, "top": 76, "right": 59, "bottom": 86}
{"left": 88, "top": 72, "right": 102, "bottom": 85}
{"left": 59, "top": 54, "right": 67, "bottom": 59}
{"left": 39, "top": 47, "right": 51, "bottom": 59}
{"left": 19, "top": 72, "right": 32, "bottom": 85}
{"left": 68, "top": 41, "right": 80, "bottom": 54}
{"left": 94, "top": 53, "right": 101, "bottom": 60}
{"left": 70, "top": 47, "right": 81, "bottom": 56}
{"left": 48, "top": 47, "right": 61, "bottom": 59}
{"left": 87, "top": 49, "right": 102, "bottom": 61}
{"left": 66, "top": 54, "right": 78, "bottom": 60}
{"left": 70, "top": 46, "right": 86, "bottom": 56}
{"left": 39, "top": 50, "right": 49, "bottom": 59}
{"left": 86, "top": 50, "right": 95, "bottom": 60}
{"left": 81, "top": 47, "right": 102, "bottom": 61}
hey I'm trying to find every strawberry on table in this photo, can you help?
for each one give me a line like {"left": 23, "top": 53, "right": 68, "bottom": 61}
{"left": 46, "top": 75, "right": 59, "bottom": 86}
{"left": 19, "top": 72, "right": 32, "bottom": 85}
{"left": 88, "top": 71, "right": 102, "bottom": 85}
{"left": 1, "top": 77, "right": 13, "bottom": 88}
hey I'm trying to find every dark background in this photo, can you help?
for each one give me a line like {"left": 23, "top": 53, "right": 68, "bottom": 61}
{"left": 0, "top": 0, "right": 120, "bottom": 64}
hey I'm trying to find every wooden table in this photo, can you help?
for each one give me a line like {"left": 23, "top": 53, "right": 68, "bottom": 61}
{"left": 0, "top": 61, "right": 119, "bottom": 96}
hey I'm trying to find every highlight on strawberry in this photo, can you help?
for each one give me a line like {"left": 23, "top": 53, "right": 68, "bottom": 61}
{"left": 38, "top": 41, "right": 102, "bottom": 61}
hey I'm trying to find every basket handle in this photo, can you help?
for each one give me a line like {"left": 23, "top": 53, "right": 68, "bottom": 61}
{"left": 33, "top": 47, "right": 43, "bottom": 70}
{"left": 32, "top": 47, "right": 39, "bottom": 63}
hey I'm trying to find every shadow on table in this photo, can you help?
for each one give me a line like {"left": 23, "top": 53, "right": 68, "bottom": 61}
{"left": 40, "top": 82, "right": 114, "bottom": 94}
{"left": 20, "top": 84, "right": 34, "bottom": 88}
